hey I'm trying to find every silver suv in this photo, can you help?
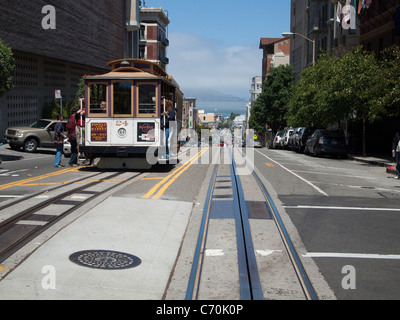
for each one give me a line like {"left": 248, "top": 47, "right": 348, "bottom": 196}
{"left": 4, "top": 119, "right": 67, "bottom": 153}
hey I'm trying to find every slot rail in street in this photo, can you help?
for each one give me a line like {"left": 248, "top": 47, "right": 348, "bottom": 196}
{"left": 0, "top": 171, "right": 144, "bottom": 265}
{"left": 185, "top": 147, "right": 318, "bottom": 300}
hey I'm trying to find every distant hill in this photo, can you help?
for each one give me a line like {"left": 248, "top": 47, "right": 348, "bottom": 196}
{"left": 183, "top": 88, "right": 247, "bottom": 102}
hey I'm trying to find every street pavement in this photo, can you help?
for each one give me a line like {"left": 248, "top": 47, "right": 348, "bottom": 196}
{"left": 0, "top": 143, "right": 398, "bottom": 300}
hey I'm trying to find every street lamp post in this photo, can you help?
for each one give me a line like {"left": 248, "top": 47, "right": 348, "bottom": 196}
{"left": 282, "top": 32, "right": 316, "bottom": 66}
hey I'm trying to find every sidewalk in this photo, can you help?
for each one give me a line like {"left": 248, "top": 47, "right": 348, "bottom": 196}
{"left": 348, "top": 153, "right": 396, "bottom": 174}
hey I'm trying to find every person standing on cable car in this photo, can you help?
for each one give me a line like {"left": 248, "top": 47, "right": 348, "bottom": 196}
{"left": 162, "top": 100, "right": 175, "bottom": 159}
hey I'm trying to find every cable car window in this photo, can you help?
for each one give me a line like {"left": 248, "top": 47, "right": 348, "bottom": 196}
{"left": 138, "top": 83, "right": 157, "bottom": 115}
{"left": 89, "top": 84, "right": 107, "bottom": 114}
{"left": 113, "top": 82, "right": 132, "bottom": 116}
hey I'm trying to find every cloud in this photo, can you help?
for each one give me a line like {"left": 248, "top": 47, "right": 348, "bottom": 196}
{"left": 167, "top": 32, "right": 261, "bottom": 99}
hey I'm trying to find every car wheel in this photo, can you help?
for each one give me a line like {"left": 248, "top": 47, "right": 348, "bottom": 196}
{"left": 23, "top": 138, "right": 38, "bottom": 153}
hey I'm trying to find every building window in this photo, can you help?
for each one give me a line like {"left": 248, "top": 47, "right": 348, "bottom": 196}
{"left": 113, "top": 81, "right": 132, "bottom": 116}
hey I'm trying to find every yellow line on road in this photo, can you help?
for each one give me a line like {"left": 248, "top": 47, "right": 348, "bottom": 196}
{"left": 0, "top": 167, "right": 78, "bottom": 190}
{"left": 142, "top": 148, "right": 209, "bottom": 200}
{"left": 21, "top": 178, "right": 127, "bottom": 187}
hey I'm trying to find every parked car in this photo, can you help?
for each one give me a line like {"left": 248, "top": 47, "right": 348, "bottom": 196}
{"left": 296, "top": 126, "right": 317, "bottom": 153}
{"left": 4, "top": 119, "right": 67, "bottom": 153}
{"left": 280, "top": 128, "right": 294, "bottom": 150}
{"left": 272, "top": 130, "right": 284, "bottom": 149}
{"left": 253, "top": 133, "right": 262, "bottom": 148}
{"left": 304, "top": 129, "right": 348, "bottom": 158}
{"left": 288, "top": 127, "right": 302, "bottom": 151}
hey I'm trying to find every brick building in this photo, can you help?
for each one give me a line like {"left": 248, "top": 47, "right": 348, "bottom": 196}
{"left": 259, "top": 37, "right": 291, "bottom": 82}
{"left": 139, "top": 7, "right": 170, "bottom": 71}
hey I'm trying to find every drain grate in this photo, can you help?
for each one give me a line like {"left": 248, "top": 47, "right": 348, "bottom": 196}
{"left": 69, "top": 250, "right": 141, "bottom": 270}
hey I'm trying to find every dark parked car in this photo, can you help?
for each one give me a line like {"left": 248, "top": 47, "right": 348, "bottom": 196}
{"left": 304, "top": 129, "right": 348, "bottom": 158}
{"left": 296, "top": 126, "right": 317, "bottom": 153}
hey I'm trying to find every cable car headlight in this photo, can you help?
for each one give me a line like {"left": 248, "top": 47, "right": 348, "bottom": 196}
{"left": 117, "top": 128, "right": 127, "bottom": 138}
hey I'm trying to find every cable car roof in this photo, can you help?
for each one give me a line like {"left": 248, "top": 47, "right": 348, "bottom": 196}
{"left": 84, "top": 59, "right": 180, "bottom": 90}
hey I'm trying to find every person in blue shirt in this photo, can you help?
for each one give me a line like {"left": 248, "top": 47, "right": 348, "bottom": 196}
{"left": 162, "top": 101, "right": 176, "bottom": 159}
{"left": 54, "top": 114, "right": 66, "bottom": 167}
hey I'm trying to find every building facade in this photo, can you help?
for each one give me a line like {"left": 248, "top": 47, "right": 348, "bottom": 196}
{"left": 259, "top": 37, "right": 291, "bottom": 82}
{"left": 246, "top": 76, "right": 262, "bottom": 130}
{"left": 0, "top": 1, "right": 144, "bottom": 141}
{"left": 289, "top": 0, "right": 357, "bottom": 78}
{"left": 182, "top": 98, "right": 198, "bottom": 132}
{"left": 139, "top": 7, "right": 170, "bottom": 71}
{"left": 290, "top": 0, "right": 400, "bottom": 78}
{"left": 198, "top": 110, "right": 216, "bottom": 129}
{"left": 359, "top": 0, "right": 400, "bottom": 53}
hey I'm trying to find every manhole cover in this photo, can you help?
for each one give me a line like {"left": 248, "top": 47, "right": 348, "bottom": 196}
{"left": 69, "top": 250, "right": 141, "bottom": 270}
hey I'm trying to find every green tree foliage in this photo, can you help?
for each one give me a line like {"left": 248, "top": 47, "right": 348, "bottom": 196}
{"left": 42, "top": 77, "right": 85, "bottom": 119}
{"left": 0, "top": 39, "right": 15, "bottom": 97}
{"left": 376, "top": 46, "right": 400, "bottom": 118}
{"left": 249, "top": 65, "right": 294, "bottom": 134}
{"left": 289, "top": 47, "right": 388, "bottom": 155}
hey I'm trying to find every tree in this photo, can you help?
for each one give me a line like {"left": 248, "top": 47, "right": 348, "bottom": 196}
{"left": 376, "top": 46, "right": 400, "bottom": 119}
{"left": 230, "top": 112, "right": 240, "bottom": 121}
{"left": 338, "top": 47, "right": 381, "bottom": 155}
{"left": 289, "top": 47, "right": 382, "bottom": 155}
{"left": 0, "top": 39, "right": 15, "bottom": 97}
{"left": 288, "top": 52, "right": 349, "bottom": 128}
{"left": 250, "top": 64, "right": 294, "bottom": 133}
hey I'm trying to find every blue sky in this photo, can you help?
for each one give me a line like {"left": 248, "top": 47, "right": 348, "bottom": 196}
{"left": 145, "top": 0, "right": 291, "bottom": 100}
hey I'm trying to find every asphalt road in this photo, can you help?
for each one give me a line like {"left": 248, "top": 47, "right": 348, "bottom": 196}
{"left": 1, "top": 143, "right": 400, "bottom": 299}
{"left": 253, "top": 147, "right": 400, "bottom": 300}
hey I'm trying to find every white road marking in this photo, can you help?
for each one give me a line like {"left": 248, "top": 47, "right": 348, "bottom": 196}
{"left": 0, "top": 169, "right": 28, "bottom": 177}
{"left": 16, "top": 220, "right": 47, "bottom": 226}
{"left": 255, "top": 149, "right": 329, "bottom": 196}
{"left": 71, "top": 195, "right": 88, "bottom": 200}
{"left": 283, "top": 205, "right": 400, "bottom": 212}
{"left": 256, "top": 249, "right": 283, "bottom": 257}
{"left": 205, "top": 249, "right": 225, "bottom": 257}
{"left": 293, "top": 170, "right": 377, "bottom": 180}
{"left": 303, "top": 252, "right": 400, "bottom": 260}
{"left": 0, "top": 195, "right": 23, "bottom": 198}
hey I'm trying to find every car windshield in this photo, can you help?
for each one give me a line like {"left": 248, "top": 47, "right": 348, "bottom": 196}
{"left": 29, "top": 120, "right": 51, "bottom": 129}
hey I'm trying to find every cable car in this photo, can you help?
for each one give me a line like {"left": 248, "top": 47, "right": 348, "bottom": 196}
{"left": 80, "top": 59, "right": 183, "bottom": 169}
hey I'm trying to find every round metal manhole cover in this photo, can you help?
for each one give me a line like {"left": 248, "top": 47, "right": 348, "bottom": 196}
{"left": 69, "top": 250, "right": 141, "bottom": 270}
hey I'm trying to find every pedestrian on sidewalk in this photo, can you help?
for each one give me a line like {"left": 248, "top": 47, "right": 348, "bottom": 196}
{"left": 392, "top": 131, "right": 400, "bottom": 179}
{"left": 54, "top": 114, "right": 66, "bottom": 168}
{"left": 66, "top": 108, "right": 78, "bottom": 166}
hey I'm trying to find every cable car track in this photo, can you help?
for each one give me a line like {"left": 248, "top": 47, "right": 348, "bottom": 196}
{"left": 185, "top": 147, "right": 318, "bottom": 300}
{"left": 0, "top": 171, "right": 145, "bottom": 264}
